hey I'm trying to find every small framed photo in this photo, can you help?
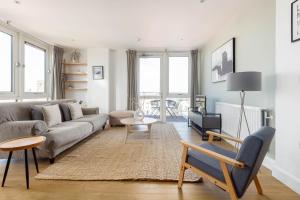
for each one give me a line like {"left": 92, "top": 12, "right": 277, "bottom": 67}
{"left": 93, "top": 66, "right": 104, "bottom": 80}
{"left": 292, "top": 0, "right": 300, "bottom": 42}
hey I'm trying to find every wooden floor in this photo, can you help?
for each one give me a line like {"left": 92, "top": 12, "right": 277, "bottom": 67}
{"left": 0, "top": 122, "right": 299, "bottom": 200}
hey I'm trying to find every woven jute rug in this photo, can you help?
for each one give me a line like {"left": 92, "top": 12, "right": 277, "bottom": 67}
{"left": 35, "top": 123, "right": 200, "bottom": 182}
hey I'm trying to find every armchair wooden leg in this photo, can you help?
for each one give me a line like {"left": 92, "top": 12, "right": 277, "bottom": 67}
{"left": 253, "top": 176, "right": 263, "bottom": 195}
{"left": 208, "top": 134, "right": 214, "bottom": 143}
{"left": 220, "top": 162, "right": 238, "bottom": 200}
{"left": 178, "top": 146, "right": 188, "bottom": 189}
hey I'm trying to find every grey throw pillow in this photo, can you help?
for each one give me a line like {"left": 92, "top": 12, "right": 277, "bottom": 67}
{"left": 59, "top": 103, "right": 72, "bottom": 121}
{"left": 68, "top": 103, "right": 83, "bottom": 120}
{"left": 41, "top": 104, "right": 62, "bottom": 127}
{"left": 31, "top": 106, "right": 44, "bottom": 120}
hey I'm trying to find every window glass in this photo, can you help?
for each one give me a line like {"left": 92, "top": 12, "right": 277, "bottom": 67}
{"left": 24, "top": 43, "right": 46, "bottom": 93}
{"left": 168, "top": 56, "right": 189, "bottom": 94}
{"left": 0, "top": 31, "right": 12, "bottom": 92}
{"left": 139, "top": 57, "right": 160, "bottom": 95}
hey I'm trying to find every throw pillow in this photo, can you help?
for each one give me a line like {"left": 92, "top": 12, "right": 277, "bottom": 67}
{"left": 41, "top": 104, "right": 62, "bottom": 127}
{"left": 68, "top": 103, "right": 83, "bottom": 120}
{"left": 59, "top": 103, "right": 72, "bottom": 121}
{"left": 31, "top": 106, "right": 44, "bottom": 120}
{"left": 31, "top": 104, "right": 51, "bottom": 120}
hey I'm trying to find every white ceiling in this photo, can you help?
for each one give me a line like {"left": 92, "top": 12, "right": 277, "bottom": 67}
{"left": 0, "top": 0, "right": 254, "bottom": 49}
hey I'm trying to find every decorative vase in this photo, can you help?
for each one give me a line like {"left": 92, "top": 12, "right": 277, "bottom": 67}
{"left": 71, "top": 49, "right": 81, "bottom": 63}
{"left": 134, "top": 106, "right": 144, "bottom": 121}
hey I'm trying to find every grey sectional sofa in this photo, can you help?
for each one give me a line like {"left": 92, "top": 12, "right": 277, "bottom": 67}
{"left": 0, "top": 99, "right": 108, "bottom": 163}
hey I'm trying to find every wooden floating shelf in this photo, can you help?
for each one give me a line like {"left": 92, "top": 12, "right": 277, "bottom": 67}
{"left": 64, "top": 63, "right": 87, "bottom": 66}
{"left": 65, "top": 80, "right": 88, "bottom": 83}
{"left": 64, "top": 73, "right": 88, "bottom": 76}
{"left": 65, "top": 88, "right": 88, "bottom": 91}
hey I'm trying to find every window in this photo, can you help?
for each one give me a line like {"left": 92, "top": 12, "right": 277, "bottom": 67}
{"left": 24, "top": 42, "right": 46, "bottom": 93}
{"left": 139, "top": 57, "right": 161, "bottom": 95}
{"left": 168, "top": 56, "right": 189, "bottom": 94}
{"left": 0, "top": 25, "right": 50, "bottom": 100}
{"left": 0, "top": 31, "right": 12, "bottom": 92}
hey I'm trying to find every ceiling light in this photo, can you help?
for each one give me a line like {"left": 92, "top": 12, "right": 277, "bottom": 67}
{"left": 14, "top": 0, "right": 20, "bottom": 4}
{"left": 200, "top": 0, "right": 206, "bottom": 3}
{"left": 137, "top": 37, "right": 141, "bottom": 42}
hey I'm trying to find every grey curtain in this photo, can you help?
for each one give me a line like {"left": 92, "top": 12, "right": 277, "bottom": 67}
{"left": 190, "top": 49, "right": 199, "bottom": 107}
{"left": 52, "top": 46, "right": 65, "bottom": 99}
{"left": 126, "top": 50, "right": 137, "bottom": 110}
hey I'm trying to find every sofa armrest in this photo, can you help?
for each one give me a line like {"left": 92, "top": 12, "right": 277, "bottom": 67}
{"left": 82, "top": 107, "right": 99, "bottom": 115}
{"left": 0, "top": 120, "right": 48, "bottom": 143}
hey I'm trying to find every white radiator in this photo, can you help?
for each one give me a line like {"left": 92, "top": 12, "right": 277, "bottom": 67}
{"left": 215, "top": 102, "right": 264, "bottom": 140}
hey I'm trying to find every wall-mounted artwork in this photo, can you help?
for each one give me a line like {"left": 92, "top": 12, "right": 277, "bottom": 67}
{"left": 292, "top": 0, "right": 300, "bottom": 42}
{"left": 93, "top": 66, "right": 104, "bottom": 80}
{"left": 211, "top": 38, "right": 235, "bottom": 83}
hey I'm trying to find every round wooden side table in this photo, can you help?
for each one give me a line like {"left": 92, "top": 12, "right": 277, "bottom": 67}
{"left": 0, "top": 136, "right": 46, "bottom": 189}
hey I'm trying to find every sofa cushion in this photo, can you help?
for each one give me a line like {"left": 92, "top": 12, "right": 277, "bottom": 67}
{"left": 45, "top": 121, "right": 93, "bottom": 149}
{"left": 72, "top": 113, "right": 108, "bottom": 131}
{"left": 68, "top": 103, "right": 83, "bottom": 120}
{"left": 59, "top": 103, "right": 72, "bottom": 121}
{"left": 187, "top": 143, "right": 237, "bottom": 182}
{"left": 42, "top": 104, "right": 62, "bottom": 127}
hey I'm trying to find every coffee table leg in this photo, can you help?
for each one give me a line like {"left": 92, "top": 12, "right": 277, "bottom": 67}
{"left": 2, "top": 151, "right": 13, "bottom": 187}
{"left": 148, "top": 124, "right": 152, "bottom": 133}
{"left": 148, "top": 124, "right": 152, "bottom": 139}
{"left": 125, "top": 125, "right": 130, "bottom": 143}
{"left": 32, "top": 148, "right": 39, "bottom": 173}
{"left": 24, "top": 149, "right": 29, "bottom": 189}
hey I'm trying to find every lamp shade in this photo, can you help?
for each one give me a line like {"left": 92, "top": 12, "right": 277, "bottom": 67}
{"left": 227, "top": 71, "right": 261, "bottom": 91}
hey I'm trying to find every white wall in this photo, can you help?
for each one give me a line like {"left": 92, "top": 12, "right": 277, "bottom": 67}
{"left": 63, "top": 47, "right": 127, "bottom": 112}
{"left": 200, "top": 0, "right": 275, "bottom": 113}
{"left": 274, "top": 0, "right": 300, "bottom": 194}
{"left": 87, "top": 48, "right": 110, "bottom": 113}
{"left": 111, "top": 49, "right": 128, "bottom": 111}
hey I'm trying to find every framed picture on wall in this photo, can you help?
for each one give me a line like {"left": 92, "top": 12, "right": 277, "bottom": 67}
{"left": 93, "top": 66, "right": 104, "bottom": 80}
{"left": 211, "top": 38, "right": 235, "bottom": 83}
{"left": 292, "top": 0, "right": 300, "bottom": 42}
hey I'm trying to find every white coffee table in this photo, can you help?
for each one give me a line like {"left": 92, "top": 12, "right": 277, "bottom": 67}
{"left": 120, "top": 117, "right": 158, "bottom": 143}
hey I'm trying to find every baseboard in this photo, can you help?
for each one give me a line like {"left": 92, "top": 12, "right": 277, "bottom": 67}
{"left": 272, "top": 165, "right": 300, "bottom": 195}
{"left": 262, "top": 155, "right": 275, "bottom": 171}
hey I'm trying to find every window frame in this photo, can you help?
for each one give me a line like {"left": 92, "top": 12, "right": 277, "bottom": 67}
{"left": 20, "top": 34, "right": 50, "bottom": 99}
{"left": 0, "top": 26, "right": 18, "bottom": 99}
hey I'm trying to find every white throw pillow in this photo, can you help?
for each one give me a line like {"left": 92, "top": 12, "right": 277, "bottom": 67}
{"left": 68, "top": 103, "right": 83, "bottom": 120}
{"left": 41, "top": 104, "right": 62, "bottom": 127}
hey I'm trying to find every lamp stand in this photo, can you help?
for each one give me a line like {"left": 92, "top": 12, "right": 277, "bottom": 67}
{"left": 236, "top": 91, "right": 251, "bottom": 148}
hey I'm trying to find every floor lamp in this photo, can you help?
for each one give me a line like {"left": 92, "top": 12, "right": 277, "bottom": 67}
{"left": 227, "top": 72, "right": 262, "bottom": 142}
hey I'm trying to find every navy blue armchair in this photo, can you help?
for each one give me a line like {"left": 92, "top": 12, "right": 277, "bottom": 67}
{"left": 178, "top": 127, "right": 275, "bottom": 200}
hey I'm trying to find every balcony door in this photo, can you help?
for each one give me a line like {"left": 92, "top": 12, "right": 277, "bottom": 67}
{"left": 166, "top": 54, "right": 190, "bottom": 122}
{"left": 137, "top": 52, "right": 190, "bottom": 122}
{"left": 138, "top": 55, "right": 163, "bottom": 120}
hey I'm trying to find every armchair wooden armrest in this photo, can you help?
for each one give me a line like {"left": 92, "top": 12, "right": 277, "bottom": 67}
{"left": 206, "top": 131, "right": 243, "bottom": 144}
{"left": 180, "top": 140, "right": 244, "bottom": 168}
